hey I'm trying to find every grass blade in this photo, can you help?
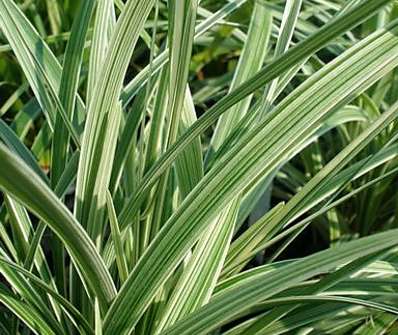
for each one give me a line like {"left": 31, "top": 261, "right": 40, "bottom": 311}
{"left": 0, "top": 143, "right": 116, "bottom": 309}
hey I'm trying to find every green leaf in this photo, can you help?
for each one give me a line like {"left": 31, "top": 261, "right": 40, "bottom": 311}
{"left": 120, "top": 0, "right": 250, "bottom": 106}
{"left": 0, "top": 285, "right": 57, "bottom": 335}
{"left": 0, "top": 0, "right": 81, "bottom": 147}
{"left": 0, "top": 119, "right": 48, "bottom": 182}
{"left": 0, "top": 256, "right": 93, "bottom": 335}
{"left": 104, "top": 6, "right": 398, "bottom": 334}
{"left": 75, "top": 0, "right": 155, "bottom": 244}
{"left": 106, "top": 191, "right": 128, "bottom": 284}
{"left": 0, "top": 143, "right": 116, "bottom": 310}
{"left": 162, "top": 230, "right": 398, "bottom": 335}
{"left": 51, "top": 0, "right": 95, "bottom": 184}
{"left": 118, "top": 0, "right": 393, "bottom": 229}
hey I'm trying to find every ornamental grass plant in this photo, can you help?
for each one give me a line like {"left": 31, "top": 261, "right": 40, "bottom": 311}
{"left": 1, "top": 0, "right": 398, "bottom": 334}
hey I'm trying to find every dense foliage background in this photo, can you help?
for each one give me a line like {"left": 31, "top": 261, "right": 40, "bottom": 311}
{"left": 1, "top": 0, "right": 398, "bottom": 334}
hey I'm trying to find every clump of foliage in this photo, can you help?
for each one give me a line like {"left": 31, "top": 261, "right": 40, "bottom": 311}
{"left": 1, "top": 0, "right": 398, "bottom": 334}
